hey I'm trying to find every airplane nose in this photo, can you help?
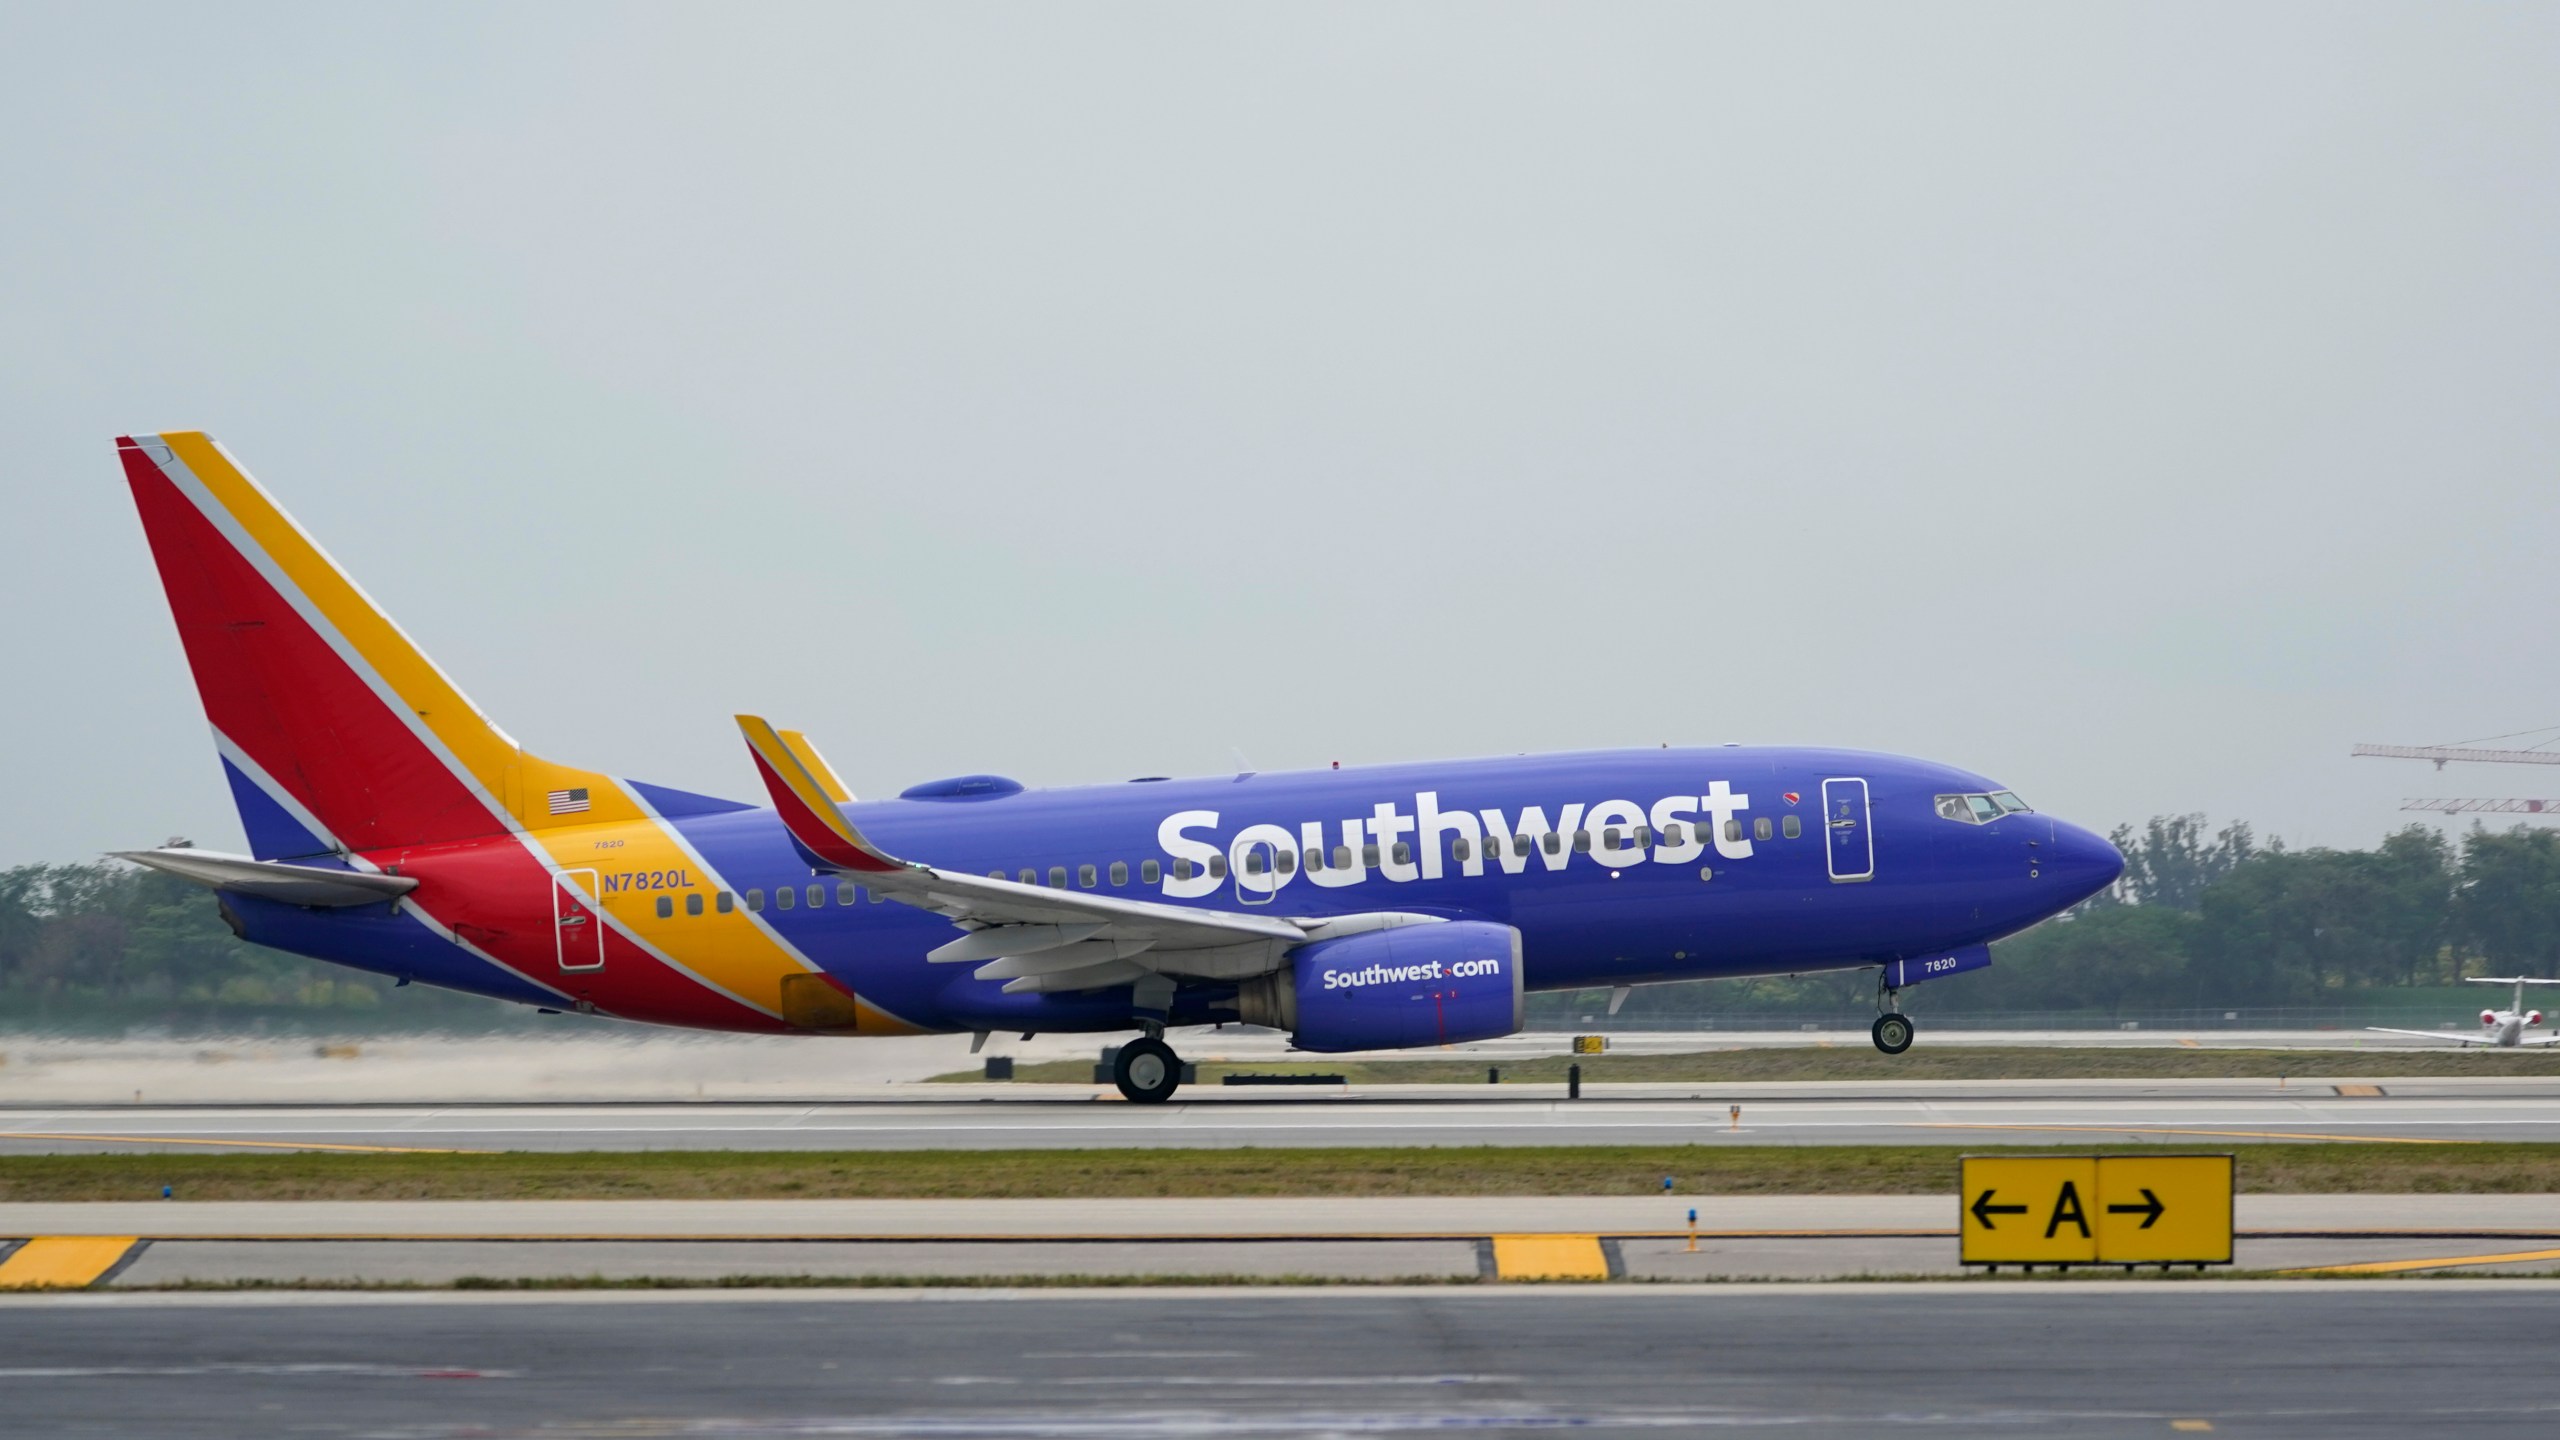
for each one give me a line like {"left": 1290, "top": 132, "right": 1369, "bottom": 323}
{"left": 2045, "top": 819, "right": 2124, "bottom": 904}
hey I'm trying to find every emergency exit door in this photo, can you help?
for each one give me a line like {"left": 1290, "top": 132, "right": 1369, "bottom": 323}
{"left": 554, "top": 868, "right": 605, "bottom": 972}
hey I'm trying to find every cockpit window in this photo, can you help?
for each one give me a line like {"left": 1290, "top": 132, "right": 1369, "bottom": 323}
{"left": 1936, "top": 791, "right": 2031, "bottom": 825}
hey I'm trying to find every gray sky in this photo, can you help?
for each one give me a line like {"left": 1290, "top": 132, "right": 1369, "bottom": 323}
{"left": 5, "top": 3, "right": 2557, "bottom": 869}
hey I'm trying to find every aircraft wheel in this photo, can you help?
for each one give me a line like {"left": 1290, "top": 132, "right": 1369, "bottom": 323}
{"left": 1114, "top": 1037, "right": 1183, "bottom": 1104}
{"left": 1871, "top": 1013, "right": 1915, "bottom": 1055}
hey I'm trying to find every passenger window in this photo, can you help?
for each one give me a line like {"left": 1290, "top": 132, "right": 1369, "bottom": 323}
{"left": 807, "top": 884, "right": 825, "bottom": 908}
{"left": 776, "top": 886, "right": 795, "bottom": 911}
{"left": 1243, "top": 850, "right": 1264, "bottom": 876}
{"left": 838, "top": 880, "right": 857, "bottom": 905}
{"left": 1275, "top": 849, "right": 1295, "bottom": 875}
{"left": 1783, "top": 815, "right": 1801, "bottom": 839}
{"left": 1143, "top": 859, "right": 1162, "bottom": 884}
{"left": 1634, "top": 825, "right": 1652, "bottom": 848}
{"left": 1453, "top": 837, "right": 1472, "bottom": 862}
{"left": 988, "top": 870, "right": 1005, "bottom": 880}
{"left": 1753, "top": 817, "right": 1771, "bottom": 842}
{"left": 1173, "top": 859, "right": 1193, "bottom": 881}
{"left": 1110, "top": 861, "right": 1128, "bottom": 886}
{"left": 746, "top": 888, "right": 764, "bottom": 912}
{"left": 1305, "top": 847, "right": 1324, "bottom": 872}
{"left": 1019, "top": 868, "right": 1037, "bottom": 885}
{"left": 655, "top": 896, "right": 673, "bottom": 919}
{"left": 1724, "top": 819, "right": 1743, "bottom": 843}
{"left": 1602, "top": 827, "right": 1622, "bottom": 849}
{"left": 1543, "top": 832, "right": 1563, "bottom": 855}
{"left": 1392, "top": 841, "right": 1412, "bottom": 865}
{"left": 1207, "top": 854, "right": 1227, "bottom": 880}
{"left": 717, "top": 891, "right": 734, "bottom": 914}
{"left": 1079, "top": 864, "right": 1097, "bottom": 888}
{"left": 1048, "top": 866, "right": 1067, "bottom": 888}
{"left": 686, "top": 892, "right": 703, "bottom": 917}
{"left": 1573, "top": 830, "right": 1591, "bottom": 854}
{"left": 1363, "top": 843, "right": 1381, "bottom": 866}
{"left": 1333, "top": 845, "right": 1352, "bottom": 870}
{"left": 1666, "top": 823, "right": 1687, "bottom": 847}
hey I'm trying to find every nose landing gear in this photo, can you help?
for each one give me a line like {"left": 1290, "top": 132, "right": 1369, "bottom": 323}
{"left": 1871, "top": 981, "right": 1915, "bottom": 1055}
{"left": 1113, "top": 1035, "right": 1185, "bottom": 1103}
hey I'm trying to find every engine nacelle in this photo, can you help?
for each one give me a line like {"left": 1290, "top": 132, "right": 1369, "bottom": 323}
{"left": 2483, "top": 1010, "right": 2500, "bottom": 1027}
{"left": 2531, "top": 1011, "right": 2544, "bottom": 1027}
{"left": 1234, "top": 920, "right": 1523, "bottom": 1053}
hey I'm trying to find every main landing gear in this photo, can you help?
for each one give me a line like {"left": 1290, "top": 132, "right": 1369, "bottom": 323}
{"left": 1113, "top": 1035, "right": 1184, "bottom": 1104}
{"left": 1871, "top": 980, "right": 1915, "bottom": 1055}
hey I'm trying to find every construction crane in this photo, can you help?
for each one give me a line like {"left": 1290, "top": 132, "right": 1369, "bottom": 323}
{"left": 2401, "top": 798, "right": 2560, "bottom": 816}
{"left": 2352, "top": 743, "right": 2560, "bottom": 769}
{"left": 2355, "top": 737, "right": 2560, "bottom": 819}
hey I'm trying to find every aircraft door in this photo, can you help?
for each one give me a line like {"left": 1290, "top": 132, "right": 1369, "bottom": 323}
{"left": 1822, "top": 778, "right": 1874, "bottom": 884}
{"left": 554, "top": 868, "right": 606, "bottom": 972}
{"left": 1234, "top": 837, "right": 1280, "bottom": 906}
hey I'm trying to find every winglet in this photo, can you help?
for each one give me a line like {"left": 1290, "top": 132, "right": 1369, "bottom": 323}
{"left": 779, "top": 729, "right": 853, "bottom": 803}
{"left": 736, "top": 715, "right": 906, "bottom": 874}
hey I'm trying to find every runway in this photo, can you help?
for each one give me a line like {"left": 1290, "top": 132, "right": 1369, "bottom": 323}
{"left": 8, "top": 1076, "right": 2560, "bottom": 1152}
{"left": 7, "top": 1286, "right": 2560, "bottom": 1437}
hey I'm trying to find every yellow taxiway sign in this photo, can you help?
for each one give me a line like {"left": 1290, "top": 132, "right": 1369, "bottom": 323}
{"left": 1960, "top": 1154, "right": 2233, "bottom": 1267}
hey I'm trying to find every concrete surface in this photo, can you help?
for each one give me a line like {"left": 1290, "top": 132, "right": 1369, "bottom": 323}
{"left": 0, "top": 1027, "right": 2521, "bottom": 1105}
{"left": 5, "top": 1287, "right": 2559, "bottom": 1436}
{"left": 10, "top": 1080, "right": 2560, "bottom": 1151}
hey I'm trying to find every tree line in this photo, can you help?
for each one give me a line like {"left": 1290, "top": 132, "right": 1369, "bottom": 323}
{"left": 11, "top": 816, "right": 2560, "bottom": 1028}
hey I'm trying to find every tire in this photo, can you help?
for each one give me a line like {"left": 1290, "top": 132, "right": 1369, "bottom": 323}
{"left": 1871, "top": 1013, "right": 1914, "bottom": 1055}
{"left": 1113, "top": 1037, "right": 1183, "bottom": 1104}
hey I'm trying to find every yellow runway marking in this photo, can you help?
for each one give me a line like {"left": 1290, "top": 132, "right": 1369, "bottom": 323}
{"left": 1491, "top": 1234, "right": 1609, "bottom": 1281}
{"left": 2331, "top": 1084, "right": 2385, "bottom": 1097}
{"left": 2283, "top": 1247, "right": 2560, "bottom": 1276}
{"left": 1916, "top": 1122, "right": 2473, "bottom": 1146}
{"left": 0, "top": 1237, "right": 140, "bottom": 1290}
{"left": 0, "top": 1131, "right": 487, "bottom": 1155}
{"left": 2171, "top": 1421, "right": 2214, "bottom": 1432}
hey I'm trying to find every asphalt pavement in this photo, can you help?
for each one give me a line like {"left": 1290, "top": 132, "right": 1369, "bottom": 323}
{"left": 6, "top": 1285, "right": 2560, "bottom": 1437}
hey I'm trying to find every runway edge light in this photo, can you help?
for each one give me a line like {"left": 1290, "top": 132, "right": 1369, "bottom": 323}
{"left": 1959, "top": 1154, "right": 2234, "bottom": 1271}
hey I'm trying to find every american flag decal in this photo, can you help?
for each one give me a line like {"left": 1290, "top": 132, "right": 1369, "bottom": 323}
{"left": 547, "top": 787, "right": 591, "bottom": 815}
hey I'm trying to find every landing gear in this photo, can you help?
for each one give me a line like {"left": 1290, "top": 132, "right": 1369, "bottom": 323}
{"left": 1113, "top": 1036, "right": 1184, "bottom": 1104}
{"left": 1871, "top": 1012, "right": 1914, "bottom": 1055}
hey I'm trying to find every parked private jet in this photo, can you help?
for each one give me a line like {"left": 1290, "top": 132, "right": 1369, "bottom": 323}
{"left": 109, "top": 432, "right": 2124, "bottom": 1101}
{"left": 2367, "top": 977, "right": 2560, "bottom": 1048}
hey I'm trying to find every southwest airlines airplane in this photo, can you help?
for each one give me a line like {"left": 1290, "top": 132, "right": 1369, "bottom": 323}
{"left": 111, "top": 432, "right": 2124, "bottom": 1102}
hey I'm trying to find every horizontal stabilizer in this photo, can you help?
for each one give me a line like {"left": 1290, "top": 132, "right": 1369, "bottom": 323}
{"left": 114, "top": 848, "right": 418, "bottom": 908}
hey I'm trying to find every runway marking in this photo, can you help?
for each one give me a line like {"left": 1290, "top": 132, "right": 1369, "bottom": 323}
{"left": 1490, "top": 1234, "right": 1609, "bottom": 1280}
{"left": 0, "top": 1237, "right": 139, "bottom": 1290}
{"left": 0, "top": 1131, "right": 488, "bottom": 1155}
{"left": 2332, "top": 1084, "right": 2385, "bottom": 1097}
{"left": 1916, "top": 1123, "right": 2475, "bottom": 1146}
{"left": 2282, "top": 1247, "right": 2560, "bottom": 1276}
{"left": 2171, "top": 1422, "right": 2214, "bottom": 1432}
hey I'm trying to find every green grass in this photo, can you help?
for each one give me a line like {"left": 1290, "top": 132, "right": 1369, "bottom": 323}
{"left": 940, "top": 1046, "right": 2560, "bottom": 1085}
{"left": 8, "top": 1142, "right": 2560, "bottom": 1202}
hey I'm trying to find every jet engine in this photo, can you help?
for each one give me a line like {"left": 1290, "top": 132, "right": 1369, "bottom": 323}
{"left": 2530, "top": 1011, "right": 2544, "bottom": 1027}
{"left": 2483, "top": 1010, "right": 2500, "bottom": 1027}
{"left": 1234, "top": 920, "right": 1523, "bottom": 1053}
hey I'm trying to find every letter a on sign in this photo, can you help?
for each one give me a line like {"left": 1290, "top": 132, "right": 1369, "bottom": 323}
{"left": 2045, "top": 1180, "right": 2090, "bottom": 1239}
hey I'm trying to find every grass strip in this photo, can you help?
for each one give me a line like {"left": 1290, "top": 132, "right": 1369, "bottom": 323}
{"left": 940, "top": 1046, "right": 2560, "bottom": 1085}
{"left": 77, "top": 1268, "right": 2560, "bottom": 1292}
{"left": 8, "top": 1142, "right": 2560, "bottom": 1202}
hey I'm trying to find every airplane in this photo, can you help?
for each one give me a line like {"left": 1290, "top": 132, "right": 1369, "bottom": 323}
{"left": 107, "top": 431, "right": 2125, "bottom": 1102}
{"left": 2366, "top": 978, "right": 2560, "bottom": 1048}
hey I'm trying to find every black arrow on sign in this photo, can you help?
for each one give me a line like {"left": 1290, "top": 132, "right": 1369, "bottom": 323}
{"left": 1970, "top": 1190, "right": 2029, "bottom": 1229}
{"left": 2106, "top": 1188, "right": 2166, "bottom": 1229}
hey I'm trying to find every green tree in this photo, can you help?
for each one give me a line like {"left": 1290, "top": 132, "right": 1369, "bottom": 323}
{"left": 2456, "top": 826, "right": 2560, "bottom": 977}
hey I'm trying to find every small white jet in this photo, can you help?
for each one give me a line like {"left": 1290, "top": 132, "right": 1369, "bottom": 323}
{"left": 2367, "top": 977, "right": 2560, "bottom": 1048}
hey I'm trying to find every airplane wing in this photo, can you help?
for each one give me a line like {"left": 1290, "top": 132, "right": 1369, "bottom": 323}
{"left": 2518, "top": 1033, "right": 2560, "bottom": 1047}
{"left": 736, "top": 716, "right": 1369, "bottom": 994}
{"left": 2362, "top": 1027, "right": 2494, "bottom": 1046}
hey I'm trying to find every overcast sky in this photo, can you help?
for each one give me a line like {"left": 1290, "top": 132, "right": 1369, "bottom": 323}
{"left": 4, "top": 3, "right": 2556, "bottom": 868}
